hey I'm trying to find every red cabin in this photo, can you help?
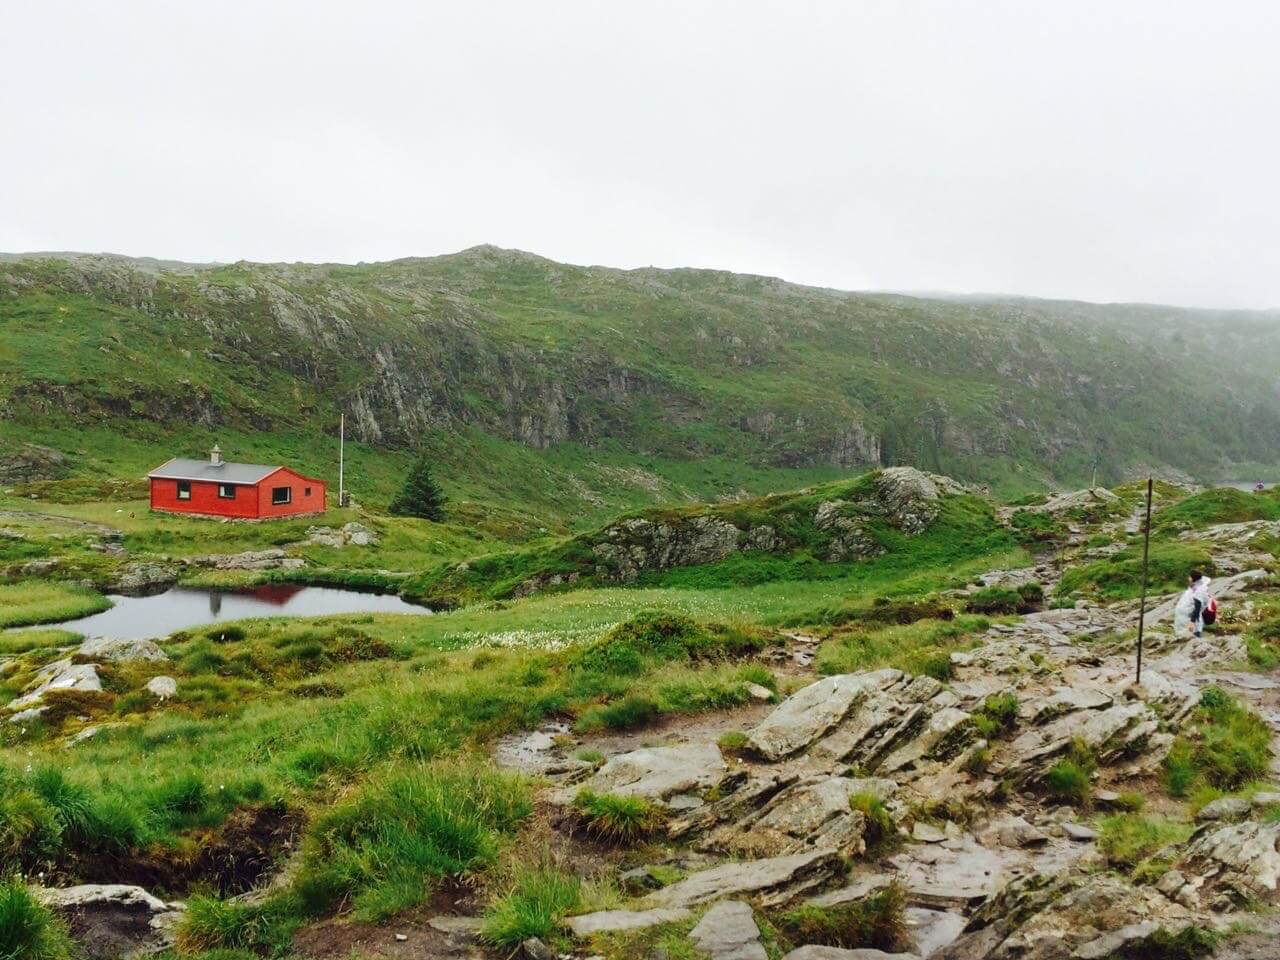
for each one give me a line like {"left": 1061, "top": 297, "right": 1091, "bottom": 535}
{"left": 148, "top": 446, "right": 326, "bottom": 520}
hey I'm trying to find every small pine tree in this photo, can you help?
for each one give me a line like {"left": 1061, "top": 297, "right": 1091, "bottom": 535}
{"left": 389, "top": 455, "right": 446, "bottom": 520}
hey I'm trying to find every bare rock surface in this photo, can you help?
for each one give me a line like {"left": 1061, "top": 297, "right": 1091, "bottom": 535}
{"left": 565, "top": 906, "right": 691, "bottom": 936}
{"left": 689, "top": 900, "right": 767, "bottom": 960}
{"left": 578, "top": 742, "right": 726, "bottom": 802}
{"left": 8, "top": 658, "right": 101, "bottom": 709}
{"left": 647, "top": 850, "right": 844, "bottom": 908}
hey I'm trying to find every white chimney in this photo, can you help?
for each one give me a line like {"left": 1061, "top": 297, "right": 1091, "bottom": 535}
{"left": 210, "top": 444, "right": 223, "bottom": 466}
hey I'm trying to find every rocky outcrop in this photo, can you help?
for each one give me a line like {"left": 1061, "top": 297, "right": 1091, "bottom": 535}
{"left": 34, "top": 884, "right": 184, "bottom": 960}
{"left": 647, "top": 849, "right": 845, "bottom": 909}
{"left": 302, "top": 522, "right": 380, "bottom": 548}
{"left": 0, "top": 442, "right": 69, "bottom": 482}
{"left": 107, "top": 562, "right": 178, "bottom": 596}
{"left": 77, "top": 636, "right": 168, "bottom": 663}
{"left": 185, "top": 549, "right": 305, "bottom": 571}
{"left": 7, "top": 658, "right": 102, "bottom": 710}
{"left": 575, "top": 743, "right": 726, "bottom": 804}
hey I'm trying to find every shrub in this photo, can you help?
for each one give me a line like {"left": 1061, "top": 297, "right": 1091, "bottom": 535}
{"left": 570, "top": 612, "right": 713, "bottom": 675}
{"left": 295, "top": 760, "right": 532, "bottom": 921}
{"left": 776, "top": 881, "right": 908, "bottom": 952}
{"left": 482, "top": 862, "right": 581, "bottom": 948}
{"left": 572, "top": 790, "right": 665, "bottom": 843}
{"left": 0, "top": 876, "right": 75, "bottom": 960}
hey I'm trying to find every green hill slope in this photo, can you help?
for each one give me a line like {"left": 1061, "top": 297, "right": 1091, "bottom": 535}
{"left": 2, "top": 247, "right": 1278, "bottom": 519}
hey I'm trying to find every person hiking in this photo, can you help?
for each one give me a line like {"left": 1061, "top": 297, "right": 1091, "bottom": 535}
{"left": 1173, "top": 569, "right": 1213, "bottom": 639}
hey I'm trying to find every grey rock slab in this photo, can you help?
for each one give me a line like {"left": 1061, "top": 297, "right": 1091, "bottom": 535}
{"left": 1061, "top": 822, "right": 1098, "bottom": 842}
{"left": 647, "top": 850, "right": 843, "bottom": 909}
{"left": 521, "top": 937, "right": 556, "bottom": 960}
{"left": 584, "top": 742, "right": 725, "bottom": 801}
{"left": 904, "top": 907, "right": 966, "bottom": 958}
{"left": 426, "top": 915, "right": 483, "bottom": 938}
{"left": 805, "top": 874, "right": 894, "bottom": 908}
{"left": 747, "top": 671, "right": 901, "bottom": 761}
{"left": 1250, "top": 791, "right": 1280, "bottom": 810}
{"left": 913, "top": 822, "right": 946, "bottom": 843}
{"left": 782, "top": 948, "right": 921, "bottom": 960}
{"left": 1071, "top": 921, "right": 1160, "bottom": 959}
{"left": 77, "top": 636, "right": 168, "bottom": 663}
{"left": 565, "top": 907, "right": 691, "bottom": 936}
{"left": 1178, "top": 820, "right": 1280, "bottom": 897}
{"left": 1196, "top": 797, "right": 1251, "bottom": 822}
{"left": 689, "top": 900, "right": 767, "bottom": 960}
{"left": 8, "top": 659, "right": 101, "bottom": 709}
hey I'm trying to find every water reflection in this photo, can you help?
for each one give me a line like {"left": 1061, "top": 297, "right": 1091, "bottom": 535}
{"left": 43, "top": 584, "right": 430, "bottom": 640}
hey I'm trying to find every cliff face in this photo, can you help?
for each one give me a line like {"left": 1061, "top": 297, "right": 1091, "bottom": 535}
{"left": 2, "top": 246, "right": 1279, "bottom": 487}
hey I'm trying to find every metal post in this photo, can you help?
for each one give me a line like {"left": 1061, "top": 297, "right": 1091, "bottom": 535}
{"left": 339, "top": 413, "right": 345, "bottom": 508}
{"left": 1135, "top": 476, "right": 1153, "bottom": 684}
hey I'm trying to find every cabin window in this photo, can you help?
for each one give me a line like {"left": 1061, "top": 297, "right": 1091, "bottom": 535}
{"left": 176, "top": 480, "right": 191, "bottom": 501}
{"left": 305, "top": 487, "right": 312, "bottom": 496}
{"left": 271, "top": 486, "right": 292, "bottom": 505}
{"left": 218, "top": 483, "right": 236, "bottom": 500}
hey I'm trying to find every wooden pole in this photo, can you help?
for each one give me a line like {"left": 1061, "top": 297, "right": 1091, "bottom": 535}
{"left": 339, "top": 413, "right": 345, "bottom": 508}
{"left": 1135, "top": 476, "right": 1153, "bottom": 684}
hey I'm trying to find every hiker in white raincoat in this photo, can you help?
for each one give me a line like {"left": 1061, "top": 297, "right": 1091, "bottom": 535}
{"left": 1173, "top": 569, "right": 1212, "bottom": 639}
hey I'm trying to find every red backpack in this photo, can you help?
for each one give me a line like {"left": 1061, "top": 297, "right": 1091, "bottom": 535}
{"left": 1202, "top": 596, "right": 1218, "bottom": 626}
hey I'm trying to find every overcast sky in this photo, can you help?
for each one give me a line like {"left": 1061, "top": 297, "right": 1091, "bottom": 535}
{"left": 3, "top": 1, "right": 1278, "bottom": 308}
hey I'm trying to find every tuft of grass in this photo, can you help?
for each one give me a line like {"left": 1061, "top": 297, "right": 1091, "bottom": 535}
{"left": 177, "top": 895, "right": 300, "bottom": 957}
{"left": 573, "top": 790, "right": 665, "bottom": 844}
{"left": 294, "top": 759, "right": 532, "bottom": 921}
{"left": 973, "top": 692, "right": 1019, "bottom": 739}
{"left": 849, "top": 793, "right": 897, "bottom": 855}
{"left": 482, "top": 861, "right": 582, "bottom": 948}
{"left": 1098, "top": 814, "right": 1193, "bottom": 871}
{"left": 1164, "top": 687, "right": 1273, "bottom": 796}
{"left": 1045, "top": 739, "right": 1096, "bottom": 807}
{"left": 776, "top": 881, "right": 908, "bottom": 952}
{"left": 717, "top": 731, "right": 750, "bottom": 755}
{"left": 0, "top": 877, "right": 75, "bottom": 960}
{"left": 576, "top": 695, "right": 660, "bottom": 732}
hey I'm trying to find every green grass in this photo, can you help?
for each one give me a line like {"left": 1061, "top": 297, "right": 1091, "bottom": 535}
{"left": 775, "top": 881, "right": 909, "bottom": 952}
{"left": 972, "top": 692, "right": 1020, "bottom": 740}
{"left": 0, "top": 877, "right": 75, "bottom": 960}
{"left": 1164, "top": 687, "right": 1273, "bottom": 796}
{"left": 292, "top": 759, "right": 532, "bottom": 921}
{"left": 572, "top": 790, "right": 666, "bottom": 843}
{"left": 1056, "top": 541, "right": 1214, "bottom": 601}
{"left": 0, "top": 581, "right": 110, "bottom": 628}
{"left": 1107, "top": 925, "right": 1220, "bottom": 960}
{"left": 850, "top": 793, "right": 897, "bottom": 854}
{"left": 1155, "top": 487, "right": 1280, "bottom": 533}
{"left": 1097, "top": 813, "right": 1193, "bottom": 870}
{"left": 482, "top": 861, "right": 582, "bottom": 948}
{"left": 815, "top": 615, "right": 990, "bottom": 679}
{"left": 1045, "top": 739, "right": 1097, "bottom": 806}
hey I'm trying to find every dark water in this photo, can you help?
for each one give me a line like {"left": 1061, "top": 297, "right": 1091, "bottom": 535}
{"left": 46, "top": 584, "right": 431, "bottom": 639}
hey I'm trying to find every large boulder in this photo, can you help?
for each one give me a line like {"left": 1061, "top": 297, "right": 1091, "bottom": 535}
{"left": 1176, "top": 820, "right": 1280, "bottom": 905}
{"left": 578, "top": 743, "right": 725, "bottom": 803}
{"left": 77, "top": 636, "right": 168, "bottom": 663}
{"left": 108, "top": 562, "right": 178, "bottom": 596}
{"left": 747, "top": 670, "right": 903, "bottom": 761}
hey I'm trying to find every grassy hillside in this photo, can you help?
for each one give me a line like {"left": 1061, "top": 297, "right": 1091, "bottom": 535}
{"left": 2, "top": 248, "right": 1279, "bottom": 521}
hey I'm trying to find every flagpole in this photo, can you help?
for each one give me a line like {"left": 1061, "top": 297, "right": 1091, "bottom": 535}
{"left": 1135, "top": 476, "right": 1153, "bottom": 684}
{"left": 339, "top": 413, "right": 345, "bottom": 508}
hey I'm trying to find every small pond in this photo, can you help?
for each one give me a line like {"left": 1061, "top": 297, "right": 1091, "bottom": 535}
{"left": 46, "top": 584, "right": 431, "bottom": 639}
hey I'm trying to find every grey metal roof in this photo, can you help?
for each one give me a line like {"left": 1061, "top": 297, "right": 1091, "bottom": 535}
{"left": 148, "top": 458, "right": 281, "bottom": 485}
